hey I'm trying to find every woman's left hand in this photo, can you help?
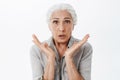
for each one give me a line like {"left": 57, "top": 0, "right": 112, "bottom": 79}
{"left": 65, "top": 34, "right": 89, "bottom": 59}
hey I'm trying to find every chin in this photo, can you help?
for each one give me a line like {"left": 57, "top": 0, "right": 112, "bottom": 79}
{"left": 57, "top": 39, "right": 68, "bottom": 44}
{"left": 53, "top": 36, "right": 70, "bottom": 44}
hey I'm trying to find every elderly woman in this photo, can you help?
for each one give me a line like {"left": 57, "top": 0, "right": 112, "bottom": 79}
{"left": 30, "top": 3, "right": 93, "bottom": 80}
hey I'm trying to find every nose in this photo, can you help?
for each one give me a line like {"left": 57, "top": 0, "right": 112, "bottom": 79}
{"left": 58, "top": 23, "right": 65, "bottom": 32}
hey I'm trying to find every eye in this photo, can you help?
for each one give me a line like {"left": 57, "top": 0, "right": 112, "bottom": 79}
{"left": 64, "top": 20, "right": 71, "bottom": 24}
{"left": 53, "top": 20, "right": 58, "bottom": 24}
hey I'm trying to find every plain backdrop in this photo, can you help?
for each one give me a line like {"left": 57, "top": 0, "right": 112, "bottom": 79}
{"left": 0, "top": 0, "right": 120, "bottom": 80}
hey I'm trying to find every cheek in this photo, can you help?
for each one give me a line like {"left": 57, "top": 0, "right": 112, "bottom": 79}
{"left": 49, "top": 27, "right": 57, "bottom": 35}
{"left": 67, "top": 26, "right": 74, "bottom": 32}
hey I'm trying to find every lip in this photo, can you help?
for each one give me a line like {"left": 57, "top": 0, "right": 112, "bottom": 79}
{"left": 58, "top": 35, "right": 66, "bottom": 38}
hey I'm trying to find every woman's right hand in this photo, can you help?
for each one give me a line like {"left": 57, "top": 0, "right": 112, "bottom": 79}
{"left": 32, "top": 34, "right": 55, "bottom": 59}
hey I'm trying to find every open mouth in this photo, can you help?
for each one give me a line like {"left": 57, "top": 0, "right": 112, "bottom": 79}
{"left": 58, "top": 35, "right": 66, "bottom": 38}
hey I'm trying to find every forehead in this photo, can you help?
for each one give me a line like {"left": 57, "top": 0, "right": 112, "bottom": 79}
{"left": 50, "top": 10, "right": 72, "bottom": 19}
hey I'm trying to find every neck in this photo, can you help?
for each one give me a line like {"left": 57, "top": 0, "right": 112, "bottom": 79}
{"left": 56, "top": 42, "right": 67, "bottom": 48}
{"left": 53, "top": 40, "right": 69, "bottom": 58}
{"left": 53, "top": 38, "right": 69, "bottom": 49}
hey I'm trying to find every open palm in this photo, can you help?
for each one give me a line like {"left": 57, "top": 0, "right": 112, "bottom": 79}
{"left": 32, "top": 34, "right": 55, "bottom": 58}
{"left": 65, "top": 34, "right": 89, "bottom": 58}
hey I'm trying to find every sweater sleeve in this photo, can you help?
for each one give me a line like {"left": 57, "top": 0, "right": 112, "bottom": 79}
{"left": 79, "top": 42, "right": 93, "bottom": 80}
{"left": 30, "top": 45, "right": 44, "bottom": 80}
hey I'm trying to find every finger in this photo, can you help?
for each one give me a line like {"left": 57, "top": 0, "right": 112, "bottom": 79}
{"left": 32, "top": 34, "right": 41, "bottom": 47}
{"left": 78, "top": 34, "right": 89, "bottom": 46}
{"left": 82, "top": 34, "right": 89, "bottom": 43}
{"left": 83, "top": 34, "right": 90, "bottom": 41}
{"left": 32, "top": 34, "right": 41, "bottom": 43}
{"left": 43, "top": 42, "right": 48, "bottom": 48}
{"left": 72, "top": 42, "right": 80, "bottom": 50}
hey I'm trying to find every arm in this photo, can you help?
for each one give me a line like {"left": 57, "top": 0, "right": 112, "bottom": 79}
{"left": 43, "top": 57, "right": 55, "bottom": 80}
{"left": 65, "top": 34, "right": 90, "bottom": 80}
{"left": 30, "top": 45, "right": 55, "bottom": 80}
{"left": 65, "top": 56, "right": 84, "bottom": 80}
{"left": 32, "top": 34, "right": 55, "bottom": 80}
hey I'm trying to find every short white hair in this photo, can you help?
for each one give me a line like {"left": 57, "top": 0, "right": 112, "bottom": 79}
{"left": 47, "top": 3, "right": 77, "bottom": 25}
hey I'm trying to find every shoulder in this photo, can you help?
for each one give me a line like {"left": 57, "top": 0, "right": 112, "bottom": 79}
{"left": 29, "top": 44, "right": 41, "bottom": 56}
{"left": 30, "top": 44, "right": 39, "bottom": 51}
{"left": 81, "top": 42, "right": 93, "bottom": 59}
{"left": 83, "top": 42, "right": 93, "bottom": 51}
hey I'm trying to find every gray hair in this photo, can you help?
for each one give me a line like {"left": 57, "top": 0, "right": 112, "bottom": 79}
{"left": 46, "top": 3, "right": 77, "bottom": 25}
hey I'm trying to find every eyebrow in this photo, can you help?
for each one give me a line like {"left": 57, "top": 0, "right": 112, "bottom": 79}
{"left": 64, "top": 17, "right": 72, "bottom": 19}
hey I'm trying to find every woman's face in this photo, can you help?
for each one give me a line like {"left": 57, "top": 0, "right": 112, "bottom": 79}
{"left": 49, "top": 10, "right": 74, "bottom": 44}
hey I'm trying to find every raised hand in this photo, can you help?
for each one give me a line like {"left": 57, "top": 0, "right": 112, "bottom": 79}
{"left": 65, "top": 34, "right": 89, "bottom": 58}
{"left": 32, "top": 34, "right": 55, "bottom": 58}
